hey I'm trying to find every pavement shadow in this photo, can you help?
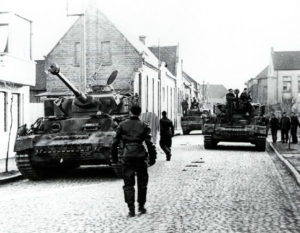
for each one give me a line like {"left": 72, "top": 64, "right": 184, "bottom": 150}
{"left": 37, "top": 166, "right": 120, "bottom": 182}
{"left": 210, "top": 144, "right": 258, "bottom": 152}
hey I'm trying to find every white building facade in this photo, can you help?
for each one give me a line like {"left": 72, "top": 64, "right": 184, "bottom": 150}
{"left": 0, "top": 12, "right": 35, "bottom": 159}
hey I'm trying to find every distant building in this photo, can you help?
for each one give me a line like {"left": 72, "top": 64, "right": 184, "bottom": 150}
{"left": 182, "top": 71, "right": 199, "bottom": 100}
{"left": 246, "top": 66, "right": 268, "bottom": 105}
{"left": 246, "top": 48, "right": 300, "bottom": 113}
{"left": 199, "top": 84, "right": 227, "bottom": 109}
{"left": 268, "top": 48, "right": 300, "bottom": 113}
{"left": 0, "top": 12, "right": 35, "bottom": 159}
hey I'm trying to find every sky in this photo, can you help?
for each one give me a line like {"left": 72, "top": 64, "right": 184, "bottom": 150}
{"left": 4, "top": 0, "right": 300, "bottom": 90}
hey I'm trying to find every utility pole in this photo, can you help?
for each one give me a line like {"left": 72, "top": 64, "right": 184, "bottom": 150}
{"left": 66, "top": 0, "right": 86, "bottom": 92}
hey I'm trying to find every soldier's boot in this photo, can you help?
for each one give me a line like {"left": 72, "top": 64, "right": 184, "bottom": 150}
{"left": 138, "top": 204, "right": 146, "bottom": 214}
{"left": 128, "top": 205, "right": 135, "bottom": 217}
{"left": 166, "top": 154, "right": 171, "bottom": 161}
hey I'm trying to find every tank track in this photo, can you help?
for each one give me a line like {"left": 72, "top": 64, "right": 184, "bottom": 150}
{"left": 255, "top": 137, "right": 266, "bottom": 151}
{"left": 204, "top": 135, "right": 216, "bottom": 149}
{"left": 15, "top": 152, "right": 46, "bottom": 180}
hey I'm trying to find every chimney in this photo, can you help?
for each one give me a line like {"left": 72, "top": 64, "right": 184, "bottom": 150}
{"left": 139, "top": 35, "right": 146, "bottom": 45}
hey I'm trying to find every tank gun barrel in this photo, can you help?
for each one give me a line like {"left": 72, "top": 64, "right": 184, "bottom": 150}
{"left": 48, "top": 63, "right": 88, "bottom": 102}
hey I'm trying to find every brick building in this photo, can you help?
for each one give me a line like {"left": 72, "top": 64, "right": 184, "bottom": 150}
{"left": 0, "top": 12, "right": 35, "bottom": 159}
{"left": 42, "top": 5, "right": 162, "bottom": 117}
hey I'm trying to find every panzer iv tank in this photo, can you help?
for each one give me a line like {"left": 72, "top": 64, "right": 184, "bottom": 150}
{"left": 14, "top": 63, "right": 130, "bottom": 180}
{"left": 202, "top": 95, "right": 267, "bottom": 151}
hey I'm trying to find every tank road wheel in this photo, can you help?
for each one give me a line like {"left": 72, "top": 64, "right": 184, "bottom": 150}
{"left": 204, "top": 135, "right": 217, "bottom": 149}
{"left": 255, "top": 138, "right": 266, "bottom": 151}
{"left": 15, "top": 151, "right": 48, "bottom": 180}
{"left": 111, "top": 163, "right": 123, "bottom": 178}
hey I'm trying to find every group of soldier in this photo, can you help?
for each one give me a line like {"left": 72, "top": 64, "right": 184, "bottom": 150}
{"left": 226, "top": 88, "right": 252, "bottom": 123}
{"left": 268, "top": 112, "right": 300, "bottom": 144}
{"left": 181, "top": 97, "right": 200, "bottom": 116}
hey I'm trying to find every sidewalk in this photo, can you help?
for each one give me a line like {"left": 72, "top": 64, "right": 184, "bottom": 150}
{"left": 268, "top": 137, "right": 300, "bottom": 185}
{"left": 0, "top": 157, "right": 22, "bottom": 184}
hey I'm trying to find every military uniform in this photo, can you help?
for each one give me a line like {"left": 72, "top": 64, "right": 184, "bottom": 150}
{"left": 280, "top": 115, "right": 291, "bottom": 143}
{"left": 270, "top": 116, "right": 279, "bottom": 143}
{"left": 226, "top": 91, "right": 235, "bottom": 123}
{"left": 181, "top": 100, "right": 189, "bottom": 116}
{"left": 240, "top": 91, "right": 252, "bottom": 115}
{"left": 159, "top": 116, "right": 174, "bottom": 161}
{"left": 290, "top": 115, "right": 300, "bottom": 143}
{"left": 111, "top": 116, "right": 156, "bottom": 216}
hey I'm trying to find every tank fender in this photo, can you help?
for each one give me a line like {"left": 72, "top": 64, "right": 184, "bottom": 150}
{"left": 14, "top": 135, "right": 39, "bottom": 152}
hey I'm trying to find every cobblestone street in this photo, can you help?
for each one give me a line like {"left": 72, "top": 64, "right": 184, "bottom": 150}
{"left": 1, "top": 132, "right": 300, "bottom": 233}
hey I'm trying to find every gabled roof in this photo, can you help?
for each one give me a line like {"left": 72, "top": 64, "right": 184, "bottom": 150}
{"left": 182, "top": 71, "right": 197, "bottom": 85}
{"left": 273, "top": 51, "right": 300, "bottom": 70}
{"left": 46, "top": 8, "right": 159, "bottom": 69}
{"left": 148, "top": 46, "right": 177, "bottom": 75}
{"left": 255, "top": 66, "right": 268, "bottom": 79}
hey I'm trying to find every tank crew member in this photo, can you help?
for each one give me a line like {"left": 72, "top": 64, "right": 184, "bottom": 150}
{"left": 181, "top": 98, "right": 189, "bottom": 116}
{"left": 240, "top": 88, "right": 252, "bottom": 116}
{"left": 290, "top": 112, "right": 300, "bottom": 143}
{"left": 226, "top": 89, "right": 235, "bottom": 124}
{"left": 240, "top": 88, "right": 250, "bottom": 102}
{"left": 270, "top": 113, "right": 279, "bottom": 143}
{"left": 191, "top": 97, "right": 199, "bottom": 110}
{"left": 111, "top": 105, "right": 157, "bottom": 217}
{"left": 159, "top": 111, "right": 174, "bottom": 161}
{"left": 234, "top": 89, "right": 240, "bottom": 109}
{"left": 280, "top": 112, "right": 291, "bottom": 143}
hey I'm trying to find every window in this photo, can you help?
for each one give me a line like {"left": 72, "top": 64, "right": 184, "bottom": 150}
{"left": 0, "top": 92, "right": 6, "bottom": 132}
{"left": 74, "top": 42, "right": 81, "bottom": 66}
{"left": 162, "top": 87, "right": 165, "bottom": 102}
{"left": 101, "top": 41, "right": 112, "bottom": 65}
{"left": 0, "top": 24, "right": 8, "bottom": 53}
{"left": 283, "top": 76, "right": 292, "bottom": 92}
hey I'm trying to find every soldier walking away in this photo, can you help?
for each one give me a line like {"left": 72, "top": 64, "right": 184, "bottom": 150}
{"left": 290, "top": 112, "right": 300, "bottom": 143}
{"left": 111, "top": 105, "right": 157, "bottom": 217}
{"left": 159, "top": 111, "right": 174, "bottom": 161}
{"left": 280, "top": 112, "right": 291, "bottom": 143}
{"left": 226, "top": 89, "right": 235, "bottom": 124}
{"left": 270, "top": 113, "right": 279, "bottom": 143}
{"left": 181, "top": 98, "right": 189, "bottom": 116}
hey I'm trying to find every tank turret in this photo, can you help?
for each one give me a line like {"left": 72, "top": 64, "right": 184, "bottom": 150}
{"left": 47, "top": 63, "right": 119, "bottom": 116}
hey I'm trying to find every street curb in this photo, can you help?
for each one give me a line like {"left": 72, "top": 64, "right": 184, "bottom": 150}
{"left": 0, "top": 173, "right": 23, "bottom": 185}
{"left": 268, "top": 140, "right": 300, "bottom": 186}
